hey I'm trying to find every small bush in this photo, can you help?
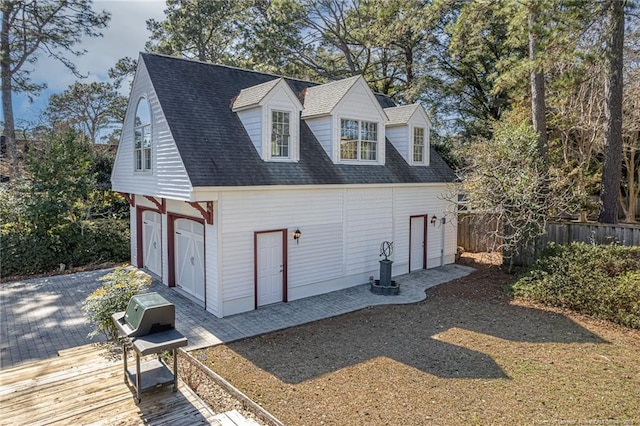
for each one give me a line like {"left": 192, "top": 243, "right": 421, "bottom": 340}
{"left": 83, "top": 267, "right": 152, "bottom": 340}
{"left": 512, "top": 242, "right": 640, "bottom": 329}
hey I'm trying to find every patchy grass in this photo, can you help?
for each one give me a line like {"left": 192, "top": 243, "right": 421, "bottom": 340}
{"left": 194, "top": 255, "right": 640, "bottom": 425}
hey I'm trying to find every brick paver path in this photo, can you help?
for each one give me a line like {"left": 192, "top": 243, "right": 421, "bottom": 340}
{"left": 1, "top": 264, "right": 474, "bottom": 369}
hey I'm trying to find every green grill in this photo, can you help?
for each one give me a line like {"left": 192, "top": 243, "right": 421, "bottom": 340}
{"left": 112, "top": 292, "right": 175, "bottom": 338}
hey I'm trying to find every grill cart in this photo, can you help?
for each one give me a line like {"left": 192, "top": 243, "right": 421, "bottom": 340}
{"left": 112, "top": 292, "right": 187, "bottom": 402}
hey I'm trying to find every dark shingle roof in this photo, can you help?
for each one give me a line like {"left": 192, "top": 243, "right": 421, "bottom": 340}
{"left": 141, "top": 53, "right": 456, "bottom": 187}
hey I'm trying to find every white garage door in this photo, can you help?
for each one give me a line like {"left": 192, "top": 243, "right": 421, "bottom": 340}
{"left": 142, "top": 210, "right": 162, "bottom": 277}
{"left": 175, "top": 219, "right": 205, "bottom": 301}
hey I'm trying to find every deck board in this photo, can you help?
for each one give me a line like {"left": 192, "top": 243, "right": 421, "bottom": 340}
{"left": 0, "top": 343, "right": 220, "bottom": 425}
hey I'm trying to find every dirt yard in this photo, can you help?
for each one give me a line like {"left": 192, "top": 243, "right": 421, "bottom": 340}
{"left": 194, "top": 254, "right": 640, "bottom": 425}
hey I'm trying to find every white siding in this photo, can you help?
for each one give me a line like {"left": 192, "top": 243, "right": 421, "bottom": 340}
{"left": 305, "top": 116, "right": 333, "bottom": 159}
{"left": 385, "top": 126, "right": 408, "bottom": 162}
{"left": 392, "top": 186, "right": 457, "bottom": 274}
{"left": 345, "top": 188, "right": 393, "bottom": 274}
{"left": 215, "top": 185, "right": 456, "bottom": 317}
{"left": 288, "top": 222, "right": 344, "bottom": 287}
{"left": 237, "top": 108, "right": 262, "bottom": 156}
{"left": 218, "top": 189, "right": 341, "bottom": 300}
{"left": 205, "top": 217, "right": 219, "bottom": 317}
{"left": 111, "top": 58, "right": 192, "bottom": 200}
{"left": 334, "top": 80, "right": 385, "bottom": 122}
{"left": 218, "top": 189, "right": 345, "bottom": 316}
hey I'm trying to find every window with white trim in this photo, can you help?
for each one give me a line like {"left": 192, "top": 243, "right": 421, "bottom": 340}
{"left": 413, "top": 127, "right": 425, "bottom": 163}
{"left": 340, "top": 119, "right": 378, "bottom": 161}
{"left": 271, "top": 110, "right": 290, "bottom": 158}
{"left": 134, "top": 98, "right": 152, "bottom": 171}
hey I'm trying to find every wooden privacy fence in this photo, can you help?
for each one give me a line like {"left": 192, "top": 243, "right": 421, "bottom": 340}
{"left": 544, "top": 222, "right": 640, "bottom": 246}
{"left": 457, "top": 213, "right": 503, "bottom": 252}
{"left": 458, "top": 213, "right": 640, "bottom": 265}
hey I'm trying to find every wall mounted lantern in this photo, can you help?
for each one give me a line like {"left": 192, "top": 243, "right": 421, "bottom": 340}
{"left": 293, "top": 228, "right": 301, "bottom": 244}
{"left": 431, "top": 215, "right": 446, "bottom": 226}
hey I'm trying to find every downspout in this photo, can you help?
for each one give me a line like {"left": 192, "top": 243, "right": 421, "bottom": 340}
{"left": 440, "top": 217, "right": 446, "bottom": 267}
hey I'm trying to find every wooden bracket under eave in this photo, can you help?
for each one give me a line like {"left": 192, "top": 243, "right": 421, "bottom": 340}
{"left": 144, "top": 196, "right": 166, "bottom": 213}
{"left": 188, "top": 201, "right": 214, "bottom": 225}
{"left": 118, "top": 192, "right": 135, "bottom": 207}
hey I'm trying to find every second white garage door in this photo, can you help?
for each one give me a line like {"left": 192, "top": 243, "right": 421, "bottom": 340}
{"left": 174, "top": 218, "right": 205, "bottom": 302}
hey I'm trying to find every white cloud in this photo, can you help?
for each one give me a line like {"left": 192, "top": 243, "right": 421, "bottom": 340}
{"left": 10, "top": 0, "right": 166, "bottom": 124}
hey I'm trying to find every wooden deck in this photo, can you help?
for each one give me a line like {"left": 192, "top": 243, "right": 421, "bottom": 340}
{"left": 0, "top": 343, "right": 222, "bottom": 425}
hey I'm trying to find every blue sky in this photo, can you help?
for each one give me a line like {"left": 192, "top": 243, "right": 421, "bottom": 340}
{"left": 5, "top": 0, "right": 166, "bottom": 130}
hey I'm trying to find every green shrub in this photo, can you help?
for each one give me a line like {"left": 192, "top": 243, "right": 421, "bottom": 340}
{"left": 67, "top": 219, "right": 130, "bottom": 267}
{"left": 512, "top": 242, "right": 640, "bottom": 329}
{"left": 83, "top": 267, "right": 152, "bottom": 340}
{"left": 0, "top": 224, "right": 63, "bottom": 277}
{"left": 0, "top": 219, "right": 129, "bottom": 279}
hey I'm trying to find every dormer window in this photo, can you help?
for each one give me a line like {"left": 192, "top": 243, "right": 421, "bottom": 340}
{"left": 413, "top": 127, "right": 425, "bottom": 163}
{"left": 302, "top": 75, "right": 387, "bottom": 165}
{"left": 134, "top": 98, "right": 152, "bottom": 172}
{"left": 271, "top": 110, "right": 290, "bottom": 158}
{"left": 232, "top": 78, "right": 302, "bottom": 162}
{"left": 340, "top": 119, "right": 378, "bottom": 161}
{"left": 384, "top": 104, "right": 431, "bottom": 166}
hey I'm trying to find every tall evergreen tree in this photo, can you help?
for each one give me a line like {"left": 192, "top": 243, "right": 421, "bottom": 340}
{"left": 145, "top": 0, "right": 247, "bottom": 64}
{"left": 599, "top": 0, "right": 626, "bottom": 223}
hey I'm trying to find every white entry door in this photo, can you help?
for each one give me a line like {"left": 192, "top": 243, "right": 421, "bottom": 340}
{"left": 175, "top": 219, "right": 205, "bottom": 301}
{"left": 257, "top": 232, "right": 284, "bottom": 307}
{"left": 410, "top": 216, "right": 426, "bottom": 272}
{"left": 142, "top": 210, "right": 162, "bottom": 277}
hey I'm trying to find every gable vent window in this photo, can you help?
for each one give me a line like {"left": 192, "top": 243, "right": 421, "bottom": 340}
{"left": 134, "top": 98, "right": 152, "bottom": 172}
{"left": 271, "top": 110, "right": 290, "bottom": 158}
{"left": 413, "top": 127, "right": 425, "bottom": 163}
{"left": 340, "top": 119, "right": 377, "bottom": 161}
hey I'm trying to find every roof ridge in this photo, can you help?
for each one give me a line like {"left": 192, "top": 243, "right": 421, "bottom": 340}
{"left": 306, "top": 74, "right": 361, "bottom": 91}
{"left": 141, "top": 53, "right": 396, "bottom": 103}
{"left": 140, "top": 52, "right": 320, "bottom": 85}
{"left": 384, "top": 104, "right": 418, "bottom": 109}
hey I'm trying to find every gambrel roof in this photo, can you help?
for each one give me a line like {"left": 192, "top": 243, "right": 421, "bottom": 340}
{"left": 140, "top": 53, "right": 456, "bottom": 188}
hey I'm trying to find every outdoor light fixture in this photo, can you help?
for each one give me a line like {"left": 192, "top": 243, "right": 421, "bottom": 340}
{"left": 431, "top": 215, "right": 446, "bottom": 226}
{"left": 293, "top": 228, "right": 301, "bottom": 244}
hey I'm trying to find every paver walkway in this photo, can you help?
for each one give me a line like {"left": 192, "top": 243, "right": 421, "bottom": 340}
{"left": 0, "top": 264, "right": 474, "bottom": 369}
